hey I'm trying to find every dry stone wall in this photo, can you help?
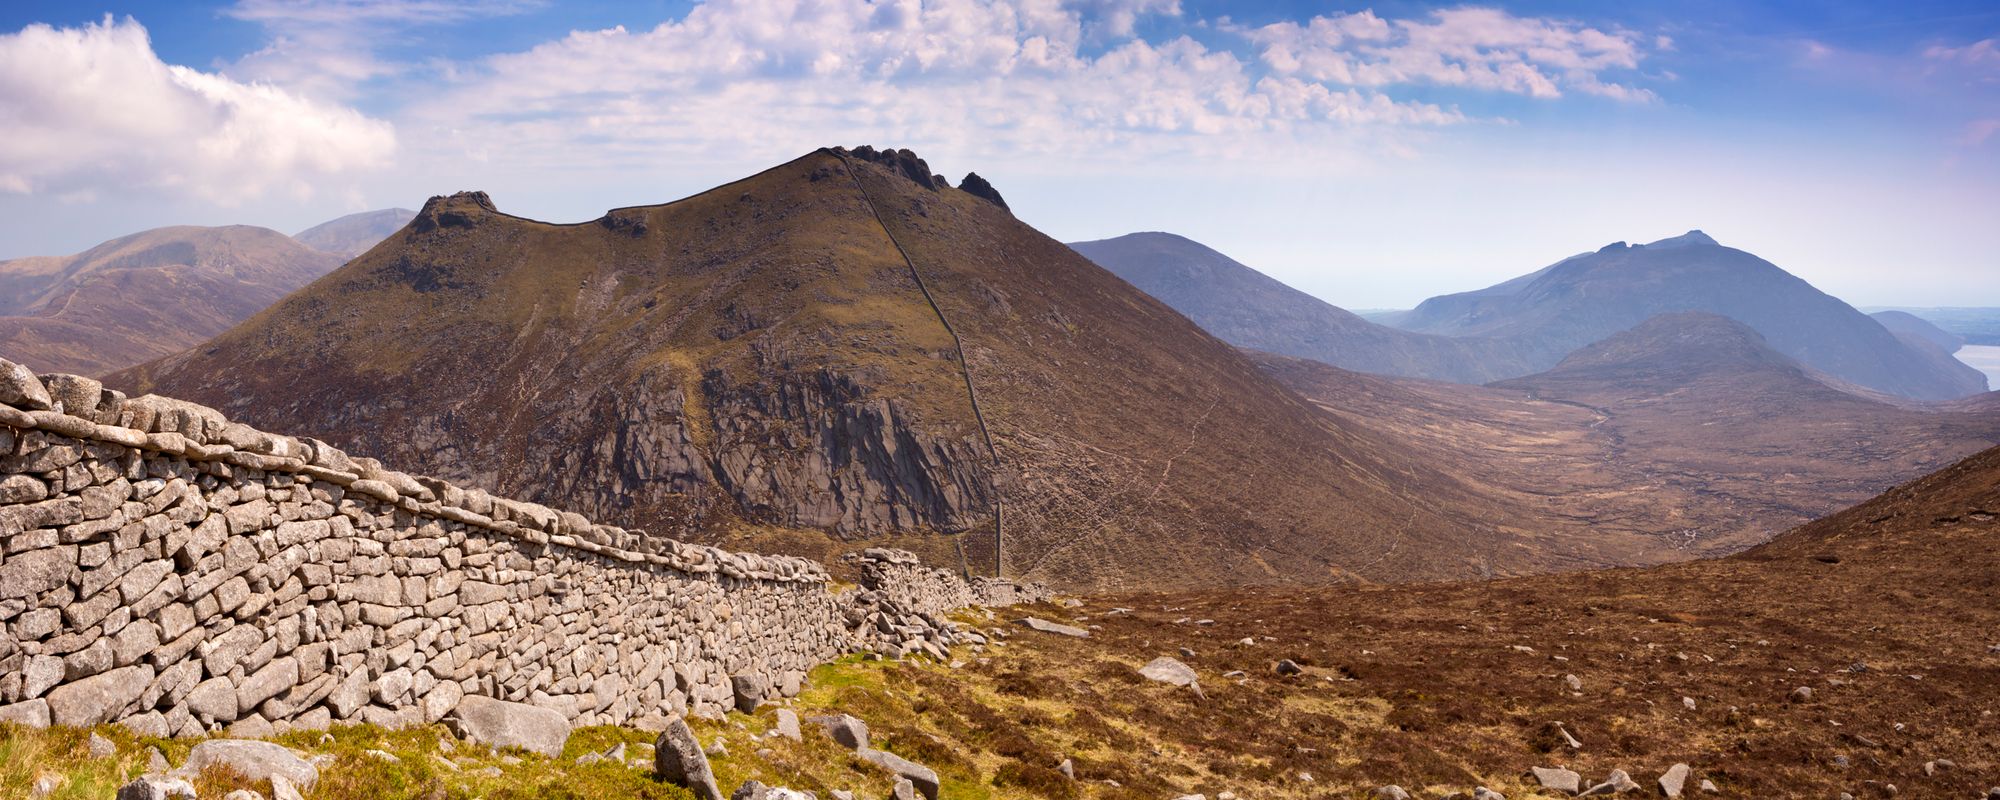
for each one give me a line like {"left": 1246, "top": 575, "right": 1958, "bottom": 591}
{"left": 0, "top": 360, "right": 1037, "bottom": 738}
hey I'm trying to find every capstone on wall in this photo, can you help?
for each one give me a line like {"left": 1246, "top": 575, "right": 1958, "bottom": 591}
{"left": 0, "top": 359, "right": 1034, "bottom": 737}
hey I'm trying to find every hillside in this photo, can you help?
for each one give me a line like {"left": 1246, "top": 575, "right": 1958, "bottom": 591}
{"left": 1387, "top": 231, "right": 1988, "bottom": 400}
{"left": 1260, "top": 312, "right": 2000, "bottom": 558}
{"left": 1069, "top": 232, "right": 1536, "bottom": 383}
{"left": 16, "top": 444, "right": 1993, "bottom": 800}
{"left": 0, "top": 225, "right": 343, "bottom": 376}
{"left": 1871, "top": 309, "right": 1963, "bottom": 354}
{"left": 116, "top": 147, "right": 1562, "bottom": 591}
{"left": 292, "top": 208, "right": 418, "bottom": 257}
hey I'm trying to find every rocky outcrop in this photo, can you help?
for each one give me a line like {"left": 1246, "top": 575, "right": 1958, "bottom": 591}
{"left": 706, "top": 370, "right": 994, "bottom": 535}
{"left": 0, "top": 359, "right": 1044, "bottom": 736}
{"left": 957, "top": 173, "right": 1008, "bottom": 211}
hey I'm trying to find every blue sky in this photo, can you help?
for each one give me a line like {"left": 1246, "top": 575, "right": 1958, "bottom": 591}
{"left": 0, "top": 1, "right": 1995, "bottom": 308}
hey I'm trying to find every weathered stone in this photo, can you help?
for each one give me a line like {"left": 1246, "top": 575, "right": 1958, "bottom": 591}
{"left": 0, "top": 359, "right": 52, "bottom": 410}
{"left": 187, "top": 676, "right": 241, "bottom": 723}
{"left": 772, "top": 708, "right": 801, "bottom": 741}
{"left": 46, "top": 664, "right": 151, "bottom": 727}
{"left": 1374, "top": 787, "right": 1412, "bottom": 800}
{"left": 1659, "top": 764, "right": 1692, "bottom": 798}
{"left": 0, "top": 474, "right": 48, "bottom": 503}
{"left": 22, "top": 654, "right": 64, "bottom": 698}
{"left": 811, "top": 713, "right": 869, "bottom": 750}
{"left": 859, "top": 748, "right": 940, "bottom": 800}
{"left": 1138, "top": 656, "right": 1198, "bottom": 687}
{"left": 1016, "top": 617, "right": 1088, "bottom": 638}
{"left": 731, "top": 674, "right": 768, "bottom": 713}
{"left": 1579, "top": 769, "right": 1642, "bottom": 797}
{"left": 446, "top": 695, "right": 571, "bottom": 757}
{"left": 185, "top": 739, "right": 320, "bottom": 789}
{"left": 0, "top": 546, "right": 76, "bottom": 601}
{"left": 1274, "top": 659, "right": 1304, "bottom": 676}
{"left": 0, "top": 698, "right": 50, "bottom": 727}
{"left": 1530, "top": 766, "right": 1582, "bottom": 794}
{"left": 238, "top": 657, "right": 300, "bottom": 712}
{"left": 115, "top": 775, "right": 198, "bottom": 800}
{"left": 656, "top": 717, "right": 726, "bottom": 800}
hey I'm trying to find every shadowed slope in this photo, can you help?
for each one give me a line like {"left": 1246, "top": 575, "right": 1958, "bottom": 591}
{"left": 293, "top": 208, "right": 418, "bottom": 257}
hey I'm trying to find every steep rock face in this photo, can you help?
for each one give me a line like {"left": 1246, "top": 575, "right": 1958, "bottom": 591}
{"left": 705, "top": 369, "right": 994, "bottom": 535}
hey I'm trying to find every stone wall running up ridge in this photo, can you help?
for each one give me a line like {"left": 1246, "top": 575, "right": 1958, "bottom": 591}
{"left": 0, "top": 359, "right": 1044, "bottom": 738}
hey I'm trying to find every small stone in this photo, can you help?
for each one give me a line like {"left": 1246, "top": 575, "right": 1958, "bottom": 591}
{"left": 270, "top": 775, "right": 305, "bottom": 800}
{"left": 772, "top": 708, "right": 801, "bottom": 741}
{"left": 1659, "top": 763, "right": 1691, "bottom": 798}
{"left": 1789, "top": 686, "right": 1814, "bottom": 703}
{"left": 706, "top": 738, "right": 728, "bottom": 757}
{"left": 811, "top": 713, "right": 869, "bottom": 750}
{"left": 1563, "top": 673, "right": 1582, "bottom": 691}
{"left": 656, "top": 717, "right": 725, "bottom": 800}
{"left": 1473, "top": 788, "right": 1505, "bottom": 800}
{"left": 1139, "top": 657, "right": 1199, "bottom": 687}
{"left": 1699, "top": 779, "right": 1718, "bottom": 793}
{"left": 1578, "top": 769, "right": 1641, "bottom": 797}
{"left": 1530, "top": 766, "right": 1581, "bottom": 794}
{"left": 148, "top": 747, "right": 170, "bottom": 773}
{"left": 1057, "top": 758, "right": 1074, "bottom": 779}
{"left": 222, "top": 791, "right": 264, "bottom": 800}
{"left": 185, "top": 740, "right": 319, "bottom": 789}
{"left": 1682, "top": 696, "right": 1696, "bottom": 711}
{"left": 445, "top": 695, "right": 571, "bottom": 758}
{"left": 859, "top": 747, "right": 940, "bottom": 800}
{"left": 1375, "top": 787, "right": 1412, "bottom": 800}
{"left": 731, "top": 674, "right": 768, "bottom": 714}
{"left": 115, "top": 776, "right": 197, "bottom": 800}
{"left": 88, "top": 732, "right": 116, "bottom": 758}
{"left": 1274, "top": 659, "right": 1303, "bottom": 676}
{"left": 1016, "top": 617, "right": 1089, "bottom": 638}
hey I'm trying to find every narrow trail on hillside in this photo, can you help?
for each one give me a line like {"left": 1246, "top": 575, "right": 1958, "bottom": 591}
{"left": 836, "top": 152, "right": 1006, "bottom": 575}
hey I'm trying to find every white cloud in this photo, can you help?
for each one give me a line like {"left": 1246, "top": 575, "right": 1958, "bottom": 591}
{"left": 1244, "top": 6, "right": 1654, "bottom": 101}
{"left": 399, "top": 0, "right": 1474, "bottom": 175}
{"left": 0, "top": 16, "right": 395, "bottom": 203}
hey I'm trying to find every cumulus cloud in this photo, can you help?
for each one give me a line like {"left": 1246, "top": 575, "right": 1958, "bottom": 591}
{"left": 1243, "top": 6, "right": 1654, "bottom": 101}
{"left": 403, "top": 0, "right": 1484, "bottom": 173}
{"left": 0, "top": 16, "right": 395, "bottom": 203}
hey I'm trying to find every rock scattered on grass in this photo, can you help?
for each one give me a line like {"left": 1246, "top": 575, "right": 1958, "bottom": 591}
{"left": 655, "top": 717, "right": 726, "bottom": 800}
{"left": 115, "top": 776, "right": 197, "bottom": 800}
{"left": 1578, "top": 768, "right": 1640, "bottom": 796}
{"left": 1530, "top": 766, "right": 1581, "bottom": 794}
{"left": 1017, "top": 617, "right": 1090, "bottom": 638}
{"left": 1659, "top": 763, "right": 1691, "bottom": 797}
{"left": 1140, "top": 656, "right": 1199, "bottom": 687}
{"left": 773, "top": 708, "right": 802, "bottom": 741}
{"left": 1274, "top": 659, "right": 1303, "bottom": 676}
{"left": 446, "top": 695, "right": 572, "bottom": 758}
{"left": 1374, "top": 787, "right": 1411, "bottom": 800}
{"left": 184, "top": 740, "right": 319, "bottom": 790}
{"left": 811, "top": 713, "right": 870, "bottom": 750}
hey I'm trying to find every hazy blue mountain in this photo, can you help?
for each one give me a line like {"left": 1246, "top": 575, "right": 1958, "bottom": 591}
{"left": 1385, "top": 231, "right": 1987, "bottom": 401}
{"left": 1069, "top": 232, "right": 1541, "bottom": 383}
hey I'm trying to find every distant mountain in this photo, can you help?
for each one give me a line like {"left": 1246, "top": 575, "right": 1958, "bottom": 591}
{"left": 119, "top": 147, "right": 1578, "bottom": 590}
{"left": 1068, "top": 232, "right": 1536, "bottom": 383}
{"left": 1261, "top": 312, "right": 2000, "bottom": 559}
{"left": 0, "top": 225, "right": 343, "bottom": 376}
{"left": 1387, "top": 231, "right": 1988, "bottom": 400}
{"left": 1862, "top": 306, "right": 2000, "bottom": 346}
{"left": 293, "top": 208, "right": 417, "bottom": 257}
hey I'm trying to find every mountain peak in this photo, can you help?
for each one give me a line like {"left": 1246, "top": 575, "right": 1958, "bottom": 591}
{"left": 1644, "top": 229, "right": 1720, "bottom": 249}
{"left": 413, "top": 191, "right": 499, "bottom": 232}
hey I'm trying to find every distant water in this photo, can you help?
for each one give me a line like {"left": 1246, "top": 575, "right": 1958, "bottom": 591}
{"left": 1956, "top": 345, "right": 2000, "bottom": 391}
